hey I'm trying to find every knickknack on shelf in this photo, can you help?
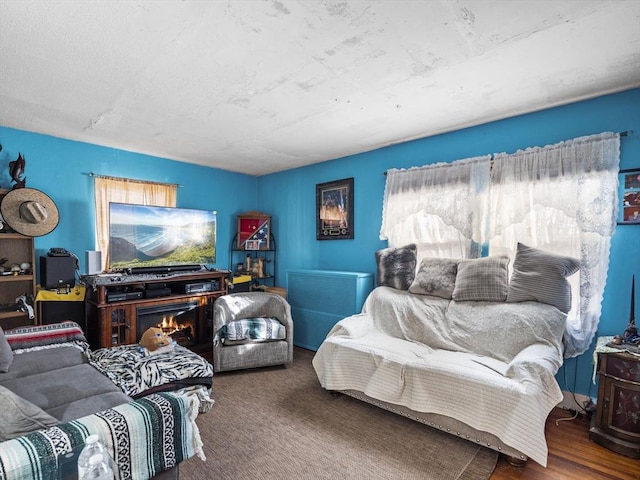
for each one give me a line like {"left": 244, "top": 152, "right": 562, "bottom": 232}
{"left": 230, "top": 212, "right": 276, "bottom": 289}
{"left": 236, "top": 211, "right": 271, "bottom": 250}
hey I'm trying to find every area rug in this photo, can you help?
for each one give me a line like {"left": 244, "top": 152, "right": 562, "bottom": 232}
{"left": 180, "top": 347, "right": 498, "bottom": 480}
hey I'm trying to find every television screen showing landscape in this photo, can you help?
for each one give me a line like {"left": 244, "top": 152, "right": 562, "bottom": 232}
{"left": 109, "top": 203, "right": 216, "bottom": 270}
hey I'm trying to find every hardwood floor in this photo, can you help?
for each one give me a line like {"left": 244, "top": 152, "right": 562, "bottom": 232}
{"left": 490, "top": 408, "right": 639, "bottom": 480}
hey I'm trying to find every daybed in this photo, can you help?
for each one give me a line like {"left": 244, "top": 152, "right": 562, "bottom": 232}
{"left": 313, "top": 243, "right": 579, "bottom": 467}
{"left": 0, "top": 321, "right": 208, "bottom": 480}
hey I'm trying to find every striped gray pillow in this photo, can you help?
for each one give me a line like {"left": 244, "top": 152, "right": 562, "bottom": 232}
{"left": 452, "top": 256, "right": 510, "bottom": 302}
{"left": 376, "top": 244, "right": 417, "bottom": 290}
{"left": 506, "top": 243, "right": 579, "bottom": 313}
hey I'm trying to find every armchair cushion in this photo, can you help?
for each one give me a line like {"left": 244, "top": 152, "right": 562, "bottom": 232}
{"left": 216, "top": 317, "right": 286, "bottom": 344}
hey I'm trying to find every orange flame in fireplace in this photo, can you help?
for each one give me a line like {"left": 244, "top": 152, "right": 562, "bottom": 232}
{"left": 159, "top": 315, "right": 188, "bottom": 335}
{"left": 152, "top": 309, "right": 195, "bottom": 346}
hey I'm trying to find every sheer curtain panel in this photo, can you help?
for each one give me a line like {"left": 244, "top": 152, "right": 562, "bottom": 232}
{"left": 380, "top": 155, "right": 492, "bottom": 259}
{"left": 487, "top": 132, "right": 620, "bottom": 358}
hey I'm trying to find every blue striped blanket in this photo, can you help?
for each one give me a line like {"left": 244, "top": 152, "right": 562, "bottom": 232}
{"left": 0, "top": 392, "right": 204, "bottom": 480}
{"left": 215, "top": 317, "right": 286, "bottom": 344}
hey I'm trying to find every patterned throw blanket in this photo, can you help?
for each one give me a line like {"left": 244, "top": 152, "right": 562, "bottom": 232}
{"left": 90, "top": 344, "right": 213, "bottom": 398}
{"left": 0, "top": 392, "right": 204, "bottom": 480}
{"left": 5, "top": 321, "right": 88, "bottom": 352}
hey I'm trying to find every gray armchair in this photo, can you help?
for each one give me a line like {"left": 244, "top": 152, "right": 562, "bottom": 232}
{"left": 213, "top": 292, "right": 294, "bottom": 373}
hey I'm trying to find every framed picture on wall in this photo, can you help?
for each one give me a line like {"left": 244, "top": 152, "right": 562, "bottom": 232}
{"left": 316, "top": 177, "right": 354, "bottom": 240}
{"left": 237, "top": 211, "right": 271, "bottom": 250}
{"left": 245, "top": 239, "right": 261, "bottom": 250}
{"left": 620, "top": 169, "right": 640, "bottom": 224}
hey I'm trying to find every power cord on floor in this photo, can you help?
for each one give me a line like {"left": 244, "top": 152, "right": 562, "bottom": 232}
{"left": 557, "top": 356, "right": 594, "bottom": 425}
{"left": 555, "top": 409, "right": 579, "bottom": 426}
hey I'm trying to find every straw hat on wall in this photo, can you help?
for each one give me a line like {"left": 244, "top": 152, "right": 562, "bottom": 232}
{"left": 0, "top": 188, "right": 59, "bottom": 237}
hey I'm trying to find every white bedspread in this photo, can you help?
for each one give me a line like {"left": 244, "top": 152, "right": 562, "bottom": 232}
{"left": 312, "top": 286, "right": 566, "bottom": 466}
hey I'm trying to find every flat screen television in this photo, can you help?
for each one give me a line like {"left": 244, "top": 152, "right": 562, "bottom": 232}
{"left": 108, "top": 202, "right": 216, "bottom": 271}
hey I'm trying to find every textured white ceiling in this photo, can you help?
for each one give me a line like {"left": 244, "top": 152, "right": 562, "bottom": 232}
{"left": 1, "top": 0, "right": 639, "bottom": 175}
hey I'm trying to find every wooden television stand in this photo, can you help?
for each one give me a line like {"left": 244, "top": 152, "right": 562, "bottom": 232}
{"left": 83, "top": 269, "right": 229, "bottom": 352}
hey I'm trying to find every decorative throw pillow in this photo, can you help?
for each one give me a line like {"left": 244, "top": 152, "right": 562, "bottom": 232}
{"left": 375, "top": 244, "right": 417, "bottom": 290}
{"left": 507, "top": 243, "right": 580, "bottom": 313}
{"left": 217, "top": 318, "right": 286, "bottom": 344}
{"left": 452, "top": 256, "right": 510, "bottom": 302}
{"left": 0, "top": 385, "right": 60, "bottom": 441}
{"left": 0, "top": 327, "right": 13, "bottom": 373}
{"left": 408, "top": 258, "right": 458, "bottom": 298}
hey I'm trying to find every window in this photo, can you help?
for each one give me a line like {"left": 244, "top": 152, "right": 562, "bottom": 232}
{"left": 380, "top": 155, "right": 491, "bottom": 259}
{"left": 381, "top": 132, "right": 621, "bottom": 357}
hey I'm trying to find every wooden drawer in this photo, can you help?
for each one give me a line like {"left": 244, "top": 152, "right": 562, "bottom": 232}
{"left": 604, "top": 378, "right": 640, "bottom": 440}
{"left": 601, "top": 353, "right": 640, "bottom": 383}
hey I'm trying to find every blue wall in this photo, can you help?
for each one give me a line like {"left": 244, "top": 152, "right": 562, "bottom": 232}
{"left": 1, "top": 88, "right": 638, "bottom": 398}
{"left": 0, "top": 128, "right": 258, "bottom": 272}
{"left": 259, "top": 88, "right": 640, "bottom": 399}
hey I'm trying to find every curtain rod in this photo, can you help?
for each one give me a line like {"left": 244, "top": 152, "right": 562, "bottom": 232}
{"left": 87, "top": 172, "right": 183, "bottom": 188}
{"left": 383, "top": 130, "right": 631, "bottom": 175}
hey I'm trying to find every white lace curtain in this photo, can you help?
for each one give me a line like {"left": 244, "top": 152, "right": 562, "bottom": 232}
{"left": 380, "top": 155, "right": 492, "bottom": 259}
{"left": 487, "top": 132, "right": 620, "bottom": 358}
{"left": 380, "top": 133, "right": 620, "bottom": 358}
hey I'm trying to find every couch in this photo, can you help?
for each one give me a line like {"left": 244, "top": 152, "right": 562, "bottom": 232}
{"left": 313, "top": 243, "right": 579, "bottom": 467}
{"left": 0, "top": 321, "right": 207, "bottom": 480}
{"left": 213, "top": 292, "right": 294, "bottom": 372}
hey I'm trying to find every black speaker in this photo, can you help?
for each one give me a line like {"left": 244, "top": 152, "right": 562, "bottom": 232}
{"left": 40, "top": 256, "right": 76, "bottom": 289}
{"left": 38, "top": 301, "right": 85, "bottom": 332}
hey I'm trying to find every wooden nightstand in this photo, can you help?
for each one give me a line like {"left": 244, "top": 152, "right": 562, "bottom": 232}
{"left": 589, "top": 349, "right": 640, "bottom": 458}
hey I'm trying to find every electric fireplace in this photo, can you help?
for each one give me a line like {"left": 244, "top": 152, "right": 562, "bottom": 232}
{"left": 137, "top": 301, "right": 199, "bottom": 347}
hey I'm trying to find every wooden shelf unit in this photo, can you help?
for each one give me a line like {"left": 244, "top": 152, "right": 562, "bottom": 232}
{"left": 230, "top": 232, "right": 277, "bottom": 288}
{"left": 84, "top": 270, "right": 228, "bottom": 351}
{"left": 0, "top": 188, "right": 37, "bottom": 329}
